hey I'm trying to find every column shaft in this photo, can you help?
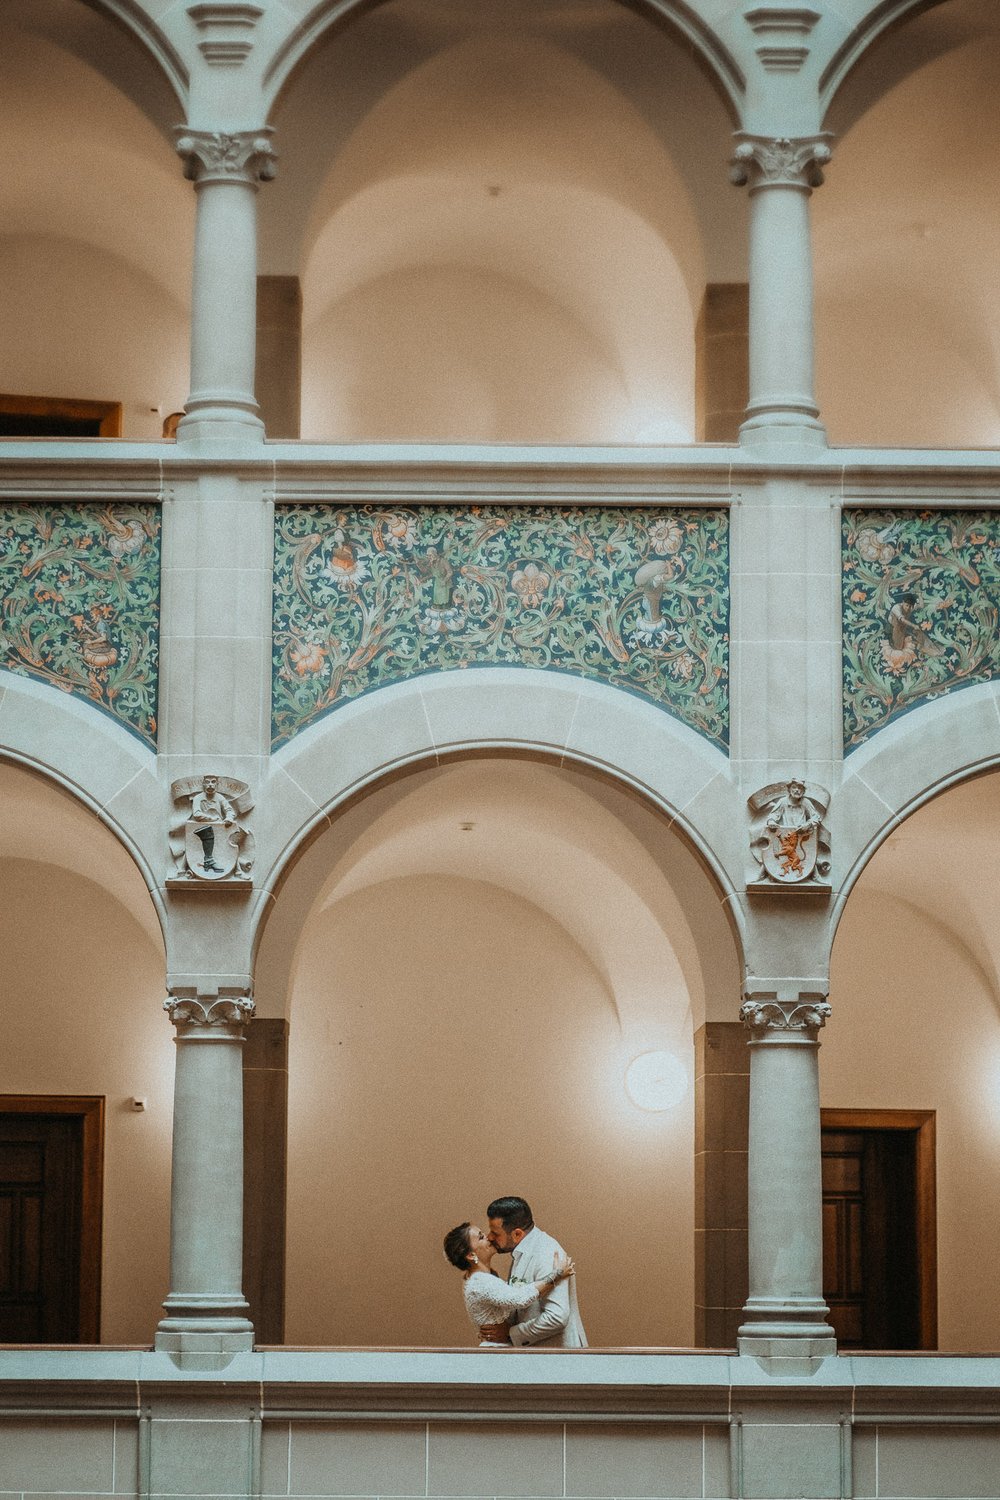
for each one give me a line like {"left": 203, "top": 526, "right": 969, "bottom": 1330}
{"left": 157, "top": 990, "right": 255, "bottom": 1358}
{"left": 189, "top": 180, "right": 260, "bottom": 417}
{"left": 175, "top": 129, "right": 277, "bottom": 440}
{"left": 747, "top": 186, "right": 817, "bottom": 423}
{"left": 730, "top": 134, "right": 831, "bottom": 445}
{"left": 739, "top": 986, "right": 835, "bottom": 1358}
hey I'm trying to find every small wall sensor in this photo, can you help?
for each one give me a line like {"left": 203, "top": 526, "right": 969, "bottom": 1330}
{"left": 130, "top": 1097, "right": 147, "bottom": 1113}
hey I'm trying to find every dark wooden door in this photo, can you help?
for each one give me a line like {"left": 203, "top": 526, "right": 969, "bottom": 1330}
{"left": 0, "top": 1099, "right": 103, "bottom": 1343}
{"left": 821, "top": 1111, "right": 936, "bottom": 1350}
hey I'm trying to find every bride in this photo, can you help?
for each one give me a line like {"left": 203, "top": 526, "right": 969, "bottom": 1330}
{"left": 443, "top": 1221, "right": 574, "bottom": 1346}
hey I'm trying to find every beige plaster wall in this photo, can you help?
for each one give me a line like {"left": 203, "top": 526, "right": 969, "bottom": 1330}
{"left": 0, "top": 861, "right": 171, "bottom": 1343}
{"left": 0, "top": 767, "right": 169, "bottom": 1344}
{"left": 0, "top": 12, "right": 191, "bottom": 439}
{"left": 827, "top": 779, "right": 1000, "bottom": 1350}
{"left": 0, "top": 237, "right": 189, "bottom": 440}
{"left": 816, "top": 6, "right": 1000, "bottom": 447}
{"left": 284, "top": 874, "right": 695, "bottom": 1347}
{"left": 302, "top": 264, "right": 642, "bottom": 444}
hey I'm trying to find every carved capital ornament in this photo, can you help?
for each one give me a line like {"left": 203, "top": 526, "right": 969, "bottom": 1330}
{"left": 740, "top": 997, "right": 831, "bottom": 1033}
{"left": 164, "top": 993, "right": 255, "bottom": 1030}
{"left": 730, "top": 134, "right": 833, "bottom": 191}
{"left": 175, "top": 128, "right": 277, "bottom": 186}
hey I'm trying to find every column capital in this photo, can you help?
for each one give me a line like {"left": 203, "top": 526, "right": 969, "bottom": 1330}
{"left": 175, "top": 128, "right": 277, "bottom": 187}
{"left": 164, "top": 987, "right": 255, "bottom": 1034}
{"left": 730, "top": 133, "right": 833, "bottom": 191}
{"left": 741, "top": 982, "right": 830, "bottom": 1036}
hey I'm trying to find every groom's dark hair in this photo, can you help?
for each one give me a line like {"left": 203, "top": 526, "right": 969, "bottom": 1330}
{"left": 487, "top": 1196, "right": 534, "bottom": 1232}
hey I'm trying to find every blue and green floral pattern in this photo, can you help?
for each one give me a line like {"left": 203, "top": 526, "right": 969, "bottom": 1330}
{"left": 272, "top": 505, "right": 729, "bottom": 751}
{"left": 843, "top": 508, "right": 1000, "bottom": 750}
{"left": 0, "top": 504, "right": 160, "bottom": 747}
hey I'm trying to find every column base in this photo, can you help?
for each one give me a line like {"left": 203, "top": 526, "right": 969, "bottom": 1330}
{"left": 177, "top": 396, "right": 266, "bottom": 445}
{"left": 738, "top": 1297, "right": 837, "bottom": 1362}
{"left": 154, "top": 1326, "right": 255, "bottom": 1369}
{"left": 156, "top": 1299, "right": 255, "bottom": 1368}
{"left": 739, "top": 411, "right": 828, "bottom": 450}
{"left": 736, "top": 1332, "right": 837, "bottom": 1375}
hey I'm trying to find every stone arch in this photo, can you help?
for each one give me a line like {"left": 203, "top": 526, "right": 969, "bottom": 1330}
{"left": 252, "top": 669, "right": 746, "bottom": 1012}
{"left": 820, "top": 0, "right": 953, "bottom": 114}
{"left": 73, "top": 0, "right": 188, "bottom": 110}
{"left": 254, "top": 672, "right": 745, "bottom": 1348}
{"left": 0, "top": 672, "right": 166, "bottom": 938}
{"left": 263, "top": 0, "right": 745, "bottom": 122}
{"left": 832, "top": 679, "right": 1000, "bottom": 935}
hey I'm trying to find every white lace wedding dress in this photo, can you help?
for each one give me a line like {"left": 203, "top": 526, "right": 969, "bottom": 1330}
{"left": 462, "top": 1271, "right": 540, "bottom": 1346}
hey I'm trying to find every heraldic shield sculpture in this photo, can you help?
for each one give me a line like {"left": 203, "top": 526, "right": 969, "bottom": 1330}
{"left": 168, "top": 773, "right": 255, "bottom": 886}
{"left": 747, "top": 778, "right": 831, "bottom": 893}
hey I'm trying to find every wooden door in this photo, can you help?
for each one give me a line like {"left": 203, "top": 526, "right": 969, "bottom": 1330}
{"left": 0, "top": 1098, "right": 104, "bottom": 1343}
{"left": 821, "top": 1109, "right": 936, "bottom": 1350}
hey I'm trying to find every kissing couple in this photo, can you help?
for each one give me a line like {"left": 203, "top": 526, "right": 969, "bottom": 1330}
{"left": 444, "top": 1195, "right": 588, "bottom": 1348}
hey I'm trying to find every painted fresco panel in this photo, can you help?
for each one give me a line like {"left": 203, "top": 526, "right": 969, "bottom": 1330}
{"left": 843, "top": 508, "right": 1000, "bottom": 750}
{"left": 0, "top": 504, "right": 160, "bottom": 747}
{"left": 272, "top": 505, "right": 729, "bottom": 751}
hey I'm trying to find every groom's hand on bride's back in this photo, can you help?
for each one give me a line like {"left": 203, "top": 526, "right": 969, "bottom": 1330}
{"left": 479, "top": 1322, "right": 510, "bottom": 1343}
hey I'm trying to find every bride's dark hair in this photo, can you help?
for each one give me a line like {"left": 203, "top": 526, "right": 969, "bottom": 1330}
{"left": 443, "top": 1222, "right": 474, "bottom": 1270}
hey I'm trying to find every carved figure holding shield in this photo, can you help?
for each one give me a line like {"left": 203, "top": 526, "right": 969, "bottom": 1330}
{"left": 168, "top": 774, "right": 254, "bottom": 885}
{"left": 748, "top": 779, "right": 830, "bottom": 892}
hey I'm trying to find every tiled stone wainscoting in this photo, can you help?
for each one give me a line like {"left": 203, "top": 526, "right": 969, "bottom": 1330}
{"left": 2, "top": 1351, "right": 1000, "bottom": 1500}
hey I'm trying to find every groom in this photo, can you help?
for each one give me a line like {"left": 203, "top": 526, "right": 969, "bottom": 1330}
{"left": 482, "top": 1195, "right": 588, "bottom": 1347}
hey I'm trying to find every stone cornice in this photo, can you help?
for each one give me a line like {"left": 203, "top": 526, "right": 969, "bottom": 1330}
{"left": 187, "top": 4, "right": 264, "bottom": 66}
{"left": 2, "top": 451, "right": 1000, "bottom": 503}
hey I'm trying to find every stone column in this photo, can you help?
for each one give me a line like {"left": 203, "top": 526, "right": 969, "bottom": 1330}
{"left": 175, "top": 129, "right": 277, "bottom": 442}
{"left": 738, "top": 981, "right": 836, "bottom": 1359}
{"left": 729, "top": 135, "right": 831, "bottom": 447}
{"left": 156, "top": 986, "right": 255, "bottom": 1361}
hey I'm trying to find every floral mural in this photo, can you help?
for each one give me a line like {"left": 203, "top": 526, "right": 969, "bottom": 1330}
{"left": 272, "top": 505, "right": 729, "bottom": 751}
{"left": 0, "top": 504, "right": 160, "bottom": 747}
{"left": 843, "top": 508, "right": 1000, "bottom": 750}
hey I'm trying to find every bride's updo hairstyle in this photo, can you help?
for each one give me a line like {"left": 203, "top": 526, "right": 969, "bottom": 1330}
{"left": 443, "top": 1223, "right": 475, "bottom": 1270}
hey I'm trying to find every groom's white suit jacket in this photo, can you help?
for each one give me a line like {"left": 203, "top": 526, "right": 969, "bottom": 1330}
{"left": 507, "top": 1225, "right": 588, "bottom": 1347}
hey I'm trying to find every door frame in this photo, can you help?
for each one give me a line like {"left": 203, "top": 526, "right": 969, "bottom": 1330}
{"left": 0, "top": 1095, "right": 105, "bottom": 1342}
{"left": 0, "top": 394, "right": 122, "bottom": 437}
{"left": 821, "top": 1107, "right": 937, "bottom": 1349}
